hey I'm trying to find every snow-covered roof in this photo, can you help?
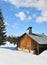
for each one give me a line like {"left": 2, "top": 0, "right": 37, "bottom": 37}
{"left": 26, "top": 33, "right": 47, "bottom": 44}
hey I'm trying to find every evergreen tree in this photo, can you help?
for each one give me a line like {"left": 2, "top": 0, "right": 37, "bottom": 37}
{"left": 0, "top": 8, "right": 6, "bottom": 45}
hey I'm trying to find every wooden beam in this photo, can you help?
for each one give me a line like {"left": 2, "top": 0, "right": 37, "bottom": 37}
{"left": 37, "top": 44, "right": 39, "bottom": 55}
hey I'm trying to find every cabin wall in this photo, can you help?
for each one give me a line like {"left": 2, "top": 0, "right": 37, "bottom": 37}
{"left": 18, "top": 35, "right": 31, "bottom": 49}
{"left": 39, "top": 44, "right": 47, "bottom": 54}
{"left": 32, "top": 39, "right": 37, "bottom": 49}
{"left": 18, "top": 34, "right": 37, "bottom": 53}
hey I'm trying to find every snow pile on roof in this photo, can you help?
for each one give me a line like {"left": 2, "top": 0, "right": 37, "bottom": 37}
{"left": 0, "top": 41, "right": 47, "bottom": 65}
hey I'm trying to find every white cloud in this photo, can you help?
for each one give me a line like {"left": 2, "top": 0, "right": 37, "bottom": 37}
{"left": 15, "top": 12, "right": 26, "bottom": 21}
{"left": 36, "top": 16, "right": 47, "bottom": 23}
{"left": 36, "top": 11, "right": 47, "bottom": 23}
{"left": 15, "top": 11, "right": 32, "bottom": 21}
{"left": 42, "top": 11, "right": 47, "bottom": 17}
{"left": 4, "top": 0, "right": 47, "bottom": 23}
{"left": 4, "top": 0, "right": 47, "bottom": 11}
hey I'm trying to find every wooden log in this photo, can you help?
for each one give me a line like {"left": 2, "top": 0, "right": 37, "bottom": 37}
{"left": 37, "top": 44, "right": 39, "bottom": 55}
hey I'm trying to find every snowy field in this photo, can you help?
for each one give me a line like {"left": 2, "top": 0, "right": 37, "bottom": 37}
{"left": 0, "top": 41, "right": 47, "bottom": 65}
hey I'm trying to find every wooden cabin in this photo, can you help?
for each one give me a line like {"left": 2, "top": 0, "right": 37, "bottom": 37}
{"left": 17, "top": 27, "right": 47, "bottom": 55}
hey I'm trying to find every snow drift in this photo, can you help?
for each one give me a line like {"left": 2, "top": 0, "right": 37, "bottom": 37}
{"left": 0, "top": 41, "right": 47, "bottom": 65}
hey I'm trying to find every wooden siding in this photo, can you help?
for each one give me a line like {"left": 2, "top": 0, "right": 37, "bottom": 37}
{"left": 18, "top": 34, "right": 37, "bottom": 53}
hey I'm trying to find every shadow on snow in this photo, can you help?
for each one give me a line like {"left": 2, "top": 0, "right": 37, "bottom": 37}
{"left": 0, "top": 46, "right": 18, "bottom": 51}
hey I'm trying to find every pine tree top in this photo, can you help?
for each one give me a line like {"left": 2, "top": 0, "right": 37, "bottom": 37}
{"left": 0, "top": 7, "right": 6, "bottom": 45}
{"left": 0, "top": 8, "right": 3, "bottom": 21}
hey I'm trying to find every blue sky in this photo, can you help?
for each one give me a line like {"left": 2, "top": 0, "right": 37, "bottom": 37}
{"left": 0, "top": 0, "right": 47, "bottom": 36}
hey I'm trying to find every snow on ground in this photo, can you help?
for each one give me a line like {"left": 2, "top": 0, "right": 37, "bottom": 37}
{"left": 39, "top": 50, "right": 47, "bottom": 56}
{"left": 1, "top": 41, "right": 16, "bottom": 47}
{"left": 0, "top": 41, "right": 47, "bottom": 65}
{"left": 1, "top": 41, "right": 17, "bottom": 50}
